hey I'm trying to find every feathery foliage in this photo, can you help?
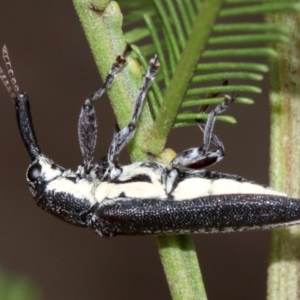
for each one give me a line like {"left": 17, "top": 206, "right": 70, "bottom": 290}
{"left": 119, "top": 0, "right": 300, "bottom": 131}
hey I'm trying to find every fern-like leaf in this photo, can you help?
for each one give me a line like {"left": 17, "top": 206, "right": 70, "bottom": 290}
{"left": 119, "top": 0, "right": 300, "bottom": 139}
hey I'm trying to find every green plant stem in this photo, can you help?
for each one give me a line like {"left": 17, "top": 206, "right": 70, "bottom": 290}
{"left": 72, "top": 1, "right": 209, "bottom": 299}
{"left": 153, "top": 2, "right": 223, "bottom": 300}
{"left": 156, "top": 236, "right": 207, "bottom": 300}
{"left": 266, "top": 10, "right": 300, "bottom": 300}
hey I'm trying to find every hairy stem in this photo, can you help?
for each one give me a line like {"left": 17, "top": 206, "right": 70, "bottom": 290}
{"left": 156, "top": 236, "right": 207, "bottom": 300}
{"left": 266, "top": 10, "right": 300, "bottom": 300}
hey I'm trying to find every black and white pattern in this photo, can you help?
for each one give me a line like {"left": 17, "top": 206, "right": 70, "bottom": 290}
{"left": 1, "top": 45, "right": 300, "bottom": 238}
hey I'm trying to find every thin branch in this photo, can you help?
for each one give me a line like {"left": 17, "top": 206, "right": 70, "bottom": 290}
{"left": 266, "top": 9, "right": 300, "bottom": 300}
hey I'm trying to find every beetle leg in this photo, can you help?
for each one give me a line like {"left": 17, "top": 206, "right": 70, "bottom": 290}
{"left": 106, "top": 54, "right": 160, "bottom": 167}
{"left": 169, "top": 95, "right": 236, "bottom": 170}
{"left": 78, "top": 46, "right": 131, "bottom": 171}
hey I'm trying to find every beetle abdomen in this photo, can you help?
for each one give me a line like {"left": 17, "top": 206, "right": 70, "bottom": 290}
{"left": 93, "top": 195, "right": 300, "bottom": 237}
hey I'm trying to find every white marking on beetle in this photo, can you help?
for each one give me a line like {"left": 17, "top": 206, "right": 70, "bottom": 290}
{"left": 117, "top": 164, "right": 165, "bottom": 191}
{"left": 46, "top": 177, "right": 96, "bottom": 204}
{"left": 39, "top": 157, "right": 62, "bottom": 181}
{"left": 120, "top": 163, "right": 164, "bottom": 179}
{"left": 166, "top": 169, "right": 178, "bottom": 194}
{"left": 171, "top": 178, "right": 212, "bottom": 200}
{"left": 95, "top": 181, "right": 167, "bottom": 202}
{"left": 264, "top": 187, "right": 286, "bottom": 196}
{"left": 171, "top": 178, "right": 287, "bottom": 201}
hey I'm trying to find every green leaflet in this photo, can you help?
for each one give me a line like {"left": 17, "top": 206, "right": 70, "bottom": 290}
{"left": 120, "top": 0, "right": 300, "bottom": 131}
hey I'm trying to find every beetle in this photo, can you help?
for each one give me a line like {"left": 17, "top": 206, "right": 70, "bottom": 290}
{"left": 1, "top": 45, "right": 300, "bottom": 238}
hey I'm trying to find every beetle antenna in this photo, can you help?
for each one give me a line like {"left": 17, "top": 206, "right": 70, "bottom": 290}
{"left": 1, "top": 45, "right": 42, "bottom": 160}
{"left": 0, "top": 45, "right": 20, "bottom": 98}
